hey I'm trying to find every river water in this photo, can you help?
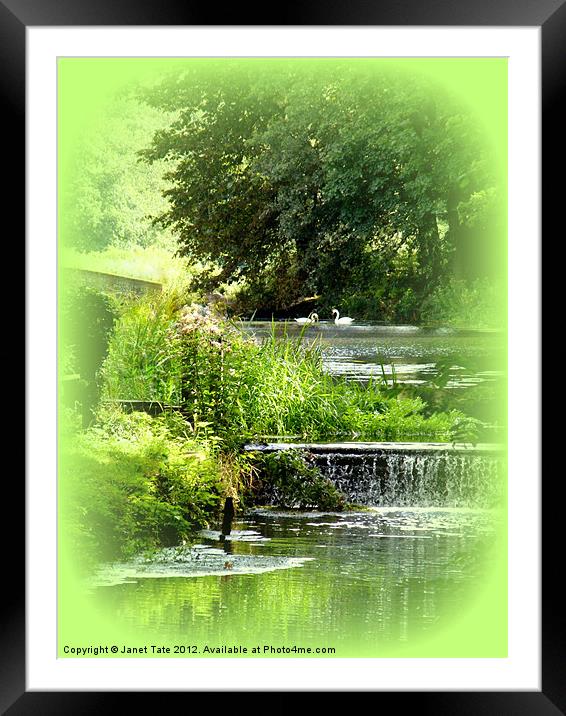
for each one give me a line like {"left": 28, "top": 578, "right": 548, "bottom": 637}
{"left": 92, "top": 507, "right": 504, "bottom": 657}
{"left": 85, "top": 320, "right": 507, "bottom": 657}
{"left": 238, "top": 321, "right": 506, "bottom": 430}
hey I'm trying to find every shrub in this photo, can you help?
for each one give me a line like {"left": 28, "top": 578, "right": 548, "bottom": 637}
{"left": 59, "top": 408, "right": 223, "bottom": 567}
{"left": 420, "top": 277, "right": 505, "bottom": 329}
{"left": 174, "top": 304, "right": 253, "bottom": 435}
{"left": 249, "top": 449, "right": 346, "bottom": 511}
{"left": 60, "top": 286, "right": 118, "bottom": 424}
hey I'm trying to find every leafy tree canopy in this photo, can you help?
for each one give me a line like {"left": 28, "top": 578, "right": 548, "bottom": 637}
{"left": 140, "top": 61, "right": 503, "bottom": 314}
{"left": 61, "top": 95, "right": 178, "bottom": 253}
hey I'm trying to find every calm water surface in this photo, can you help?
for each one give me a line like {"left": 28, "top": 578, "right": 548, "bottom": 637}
{"left": 93, "top": 508, "right": 501, "bottom": 656}
{"left": 88, "top": 322, "right": 506, "bottom": 657}
{"left": 239, "top": 321, "right": 506, "bottom": 427}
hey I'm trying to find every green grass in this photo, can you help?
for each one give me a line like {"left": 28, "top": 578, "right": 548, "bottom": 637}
{"left": 101, "top": 291, "right": 184, "bottom": 404}
{"left": 62, "top": 297, "right": 480, "bottom": 568}
{"left": 233, "top": 330, "right": 460, "bottom": 442}
{"left": 100, "top": 301, "right": 467, "bottom": 443}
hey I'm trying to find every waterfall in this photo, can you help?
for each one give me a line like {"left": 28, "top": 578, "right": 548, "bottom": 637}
{"left": 246, "top": 442, "right": 505, "bottom": 508}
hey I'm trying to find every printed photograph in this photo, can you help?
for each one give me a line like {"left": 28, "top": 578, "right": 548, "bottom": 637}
{"left": 58, "top": 57, "right": 508, "bottom": 658}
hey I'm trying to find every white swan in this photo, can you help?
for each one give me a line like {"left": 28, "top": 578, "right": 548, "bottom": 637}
{"left": 294, "top": 312, "right": 319, "bottom": 325}
{"left": 332, "top": 309, "right": 354, "bottom": 325}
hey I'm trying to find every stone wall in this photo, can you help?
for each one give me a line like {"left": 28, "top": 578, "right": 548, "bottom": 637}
{"left": 61, "top": 267, "right": 162, "bottom": 296}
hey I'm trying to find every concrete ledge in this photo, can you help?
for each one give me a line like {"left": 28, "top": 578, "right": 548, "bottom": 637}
{"left": 62, "top": 267, "right": 162, "bottom": 296}
{"left": 245, "top": 441, "right": 506, "bottom": 455}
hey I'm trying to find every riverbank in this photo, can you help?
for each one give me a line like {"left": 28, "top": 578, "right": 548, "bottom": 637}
{"left": 60, "top": 294, "right": 503, "bottom": 571}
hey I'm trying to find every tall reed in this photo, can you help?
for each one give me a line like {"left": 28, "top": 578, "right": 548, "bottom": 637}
{"left": 101, "top": 302, "right": 465, "bottom": 443}
{"left": 101, "top": 292, "right": 184, "bottom": 403}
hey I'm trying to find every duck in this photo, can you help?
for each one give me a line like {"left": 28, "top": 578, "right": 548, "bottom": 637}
{"left": 332, "top": 309, "right": 354, "bottom": 325}
{"left": 294, "top": 312, "right": 319, "bottom": 325}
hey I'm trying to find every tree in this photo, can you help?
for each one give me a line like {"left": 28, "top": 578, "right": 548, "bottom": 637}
{"left": 60, "top": 95, "right": 177, "bottom": 252}
{"left": 141, "top": 61, "right": 502, "bottom": 314}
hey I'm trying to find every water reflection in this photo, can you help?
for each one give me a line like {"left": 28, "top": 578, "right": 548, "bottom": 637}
{"left": 238, "top": 321, "right": 506, "bottom": 427}
{"left": 239, "top": 321, "right": 504, "bottom": 383}
{"left": 93, "top": 508, "right": 501, "bottom": 654}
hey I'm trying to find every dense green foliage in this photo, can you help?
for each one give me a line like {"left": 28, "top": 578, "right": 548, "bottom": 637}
{"left": 101, "top": 291, "right": 184, "bottom": 404}
{"left": 101, "top": 296, "right": 466, "bottom": 443}
{"left": 59, "top": 62, "right": 504, "bottom": 570}
{"left": 141, "top": 61, "right": 504, "bottom": 320}
{"left": 60, "top": 286, "right": 118, "bottom": 424}
{"left": 60, "top": 408, "right": 223, "bottom": 569}
{"left": 60, "top": 96, "right": 177, "bottom": 253}
{"left": 59, "top": 63, "right": 504, "bottom": 327}
{"left": 420, "top": 277, "right": 505, "bottom": 329}
{"left": 62, "top": 293, "right": 479, "bottom": 565}
{"left": 248, "top": 450, "right": 346, "bottom": 511}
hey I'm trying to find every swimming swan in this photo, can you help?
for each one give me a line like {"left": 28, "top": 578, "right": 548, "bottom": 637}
{"left": 332, "top": 309, "right": 354, "bottom": 325}
{"left": 294, "top": 312, "right": 319, "bottom": 325}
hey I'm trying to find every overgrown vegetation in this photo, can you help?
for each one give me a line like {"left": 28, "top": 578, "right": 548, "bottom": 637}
{"left": 58, "top": 60, "right": 505, "bottom": 570}
{"left": 140, "top": 61, "right": 505, "bottom": 322}
{"left": 60, "top": 62, "right": 504, "bottom": 327}
{"left": 60, "top": 408, "right": 224, "bottom": 570}
{"left": 248, "top": 450, "right": 347, "bottom": 511}
{"left": 60, "top": 95, "right": 177, "bottom": 253}
{"left": 101, "top": 291, "right": 184, "bottom": 404}
{"left": 420, "top": 277, "right": 505, "bottom": 329}
{"left": 61, "top": 292, "right": 477, "bottom": 566}
{"left": 101, "top": 297, "right": 466, "bottom": 443}
{"left": 59, "top": 286, "right": 119, "bottom": 425}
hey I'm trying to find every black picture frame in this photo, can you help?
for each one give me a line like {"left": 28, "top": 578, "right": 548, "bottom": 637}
{"left": 10, "top": 0, "right": 555, "bottom": 711}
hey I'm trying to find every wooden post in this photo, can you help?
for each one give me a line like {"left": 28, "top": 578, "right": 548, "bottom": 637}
{"left": 220, "top": 497, "right": 235, "bottom": 540}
